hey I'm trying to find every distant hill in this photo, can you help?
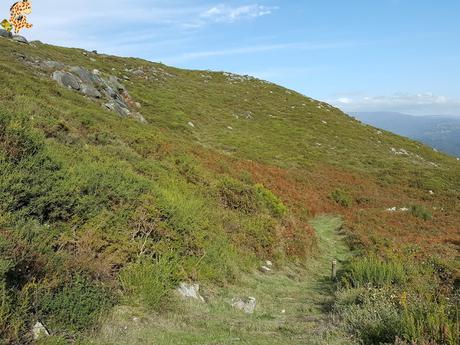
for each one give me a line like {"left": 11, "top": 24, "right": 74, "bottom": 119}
{"left": 352, "top": 111, "right": 460, "bottom": 157}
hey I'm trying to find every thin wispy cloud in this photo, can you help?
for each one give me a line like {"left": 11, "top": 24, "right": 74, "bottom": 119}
{"left": 331, "top": 93, "right": 460, "bottom": 116}
{"left": 162, "top": 41, "right": 359, "bottom": 63}
{"left": 201, "top": 4, "right": 278, "bottom": 23}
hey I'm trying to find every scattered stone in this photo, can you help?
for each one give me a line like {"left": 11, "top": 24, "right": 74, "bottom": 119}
{"left": 188, "top": 122, "right": 195, "bottom": 128}
{"left": 11, "top": 35, "right": 28, "bottom": 44}
{"left": 52, "top": 71, "right": 81, "bottom": 91}
{"left": 260, "top": 266, "right": 271, "bottom": 273}
{"left": 429, "top": 190, "right": 434, "bottom": 195}
{"left": 32, "top": 321, "right": 49, "bottom": 340}
{"left": 0, "top": 29, "right": 12, "bottom": 38}
{"left": 177, "top": 282, "right": 205, "bottom": 302}
{"left": 231, "top": 297, "right": 256, "bottom": 314}
{"left": 265, "top": 260, "right": 273, "bottom": 267}
{"left": 227, "top": 126, "right": 233, "bottom": 130}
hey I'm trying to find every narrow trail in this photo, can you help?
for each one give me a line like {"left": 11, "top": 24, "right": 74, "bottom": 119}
{"left": 92, "top": 215, "right": 354, "bottom": 345}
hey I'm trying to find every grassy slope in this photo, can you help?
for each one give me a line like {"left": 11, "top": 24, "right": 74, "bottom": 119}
{"left": 90, "top": 216, "right": 351, "bottom": 345}
{"left": 0, "top": 37, "right": 458, "bottom": 343}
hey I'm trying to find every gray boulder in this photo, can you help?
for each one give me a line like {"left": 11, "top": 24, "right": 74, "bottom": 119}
{"left": 0, "top": 29, "right": 12, "bottom": 38}
{"left": 32, "top": 321, "right": 49, "bottom": 340}
{"left": 81, "top": 84, "right": 102, "bottom": 98}
{"left": 52, "top": 71, "right": 81, "bottom": 91}
{"left": 107, "top": 75, "right": 125, "bottom": 91}
{"left": 40, "top": 60, "right": 65, "bottom": 70}
{"left": 12, "top": 35, "right": 28, "bottom": 44}
{"left": 177, "top": 282, "right": 205, "bottom": 302}
{"left": 231, "top": 297, "right": 256, "bottom": 314}
{"left": 70, "top": 66, "right": 101, "bottom": 86}
{"left": 104, "top": 101, "right": 130, "bottom": 117}
{"left": 102, "top": 85, "right": 120, "bottom": 100}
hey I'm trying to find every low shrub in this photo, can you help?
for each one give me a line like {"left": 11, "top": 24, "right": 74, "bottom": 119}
{"left": 39, "top": 275, "right": 113, "bottom": 333}
{"left": 217, "top": 176, "right": 258, "bottom": 214}
{"left": 255, "top": 183, "right": 287, "bottom": 218}
{"left": 337, "top": 254, "right": 459, "bottom": 345}
{"left": 410, "top": 204, "right": 432, "bottom": 221}
{"left": 344, "top": 255, "right": 406, "bottom": 288}
{"left": 119, "top": 254, "right": 179, "bottom": 310}
{"left": 338, "top": 288, "right": 402, "bottom": 345}
{"left": 330, "top": 189, "right": 352, "bottom": 207}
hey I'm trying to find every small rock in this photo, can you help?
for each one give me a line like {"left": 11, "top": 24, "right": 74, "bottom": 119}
{"left": 227, "top": 126, "right": 233, "bottom": 130}
{"left": 32, "top": 321, "right": 49, "bottom": 340}
{"left": 231, "top": 297, "right": 256, "bottom": 314}
{"left": 429, "top": 190, "right": 434, "bottom": 195}
{"left": 52, "top": 71, "right": 81, "bottom": 91}
{"left": 11, "top": 35, "right": 28, "bottom": 44}
{"left": 265, "top": 260, "right": 273, "bottom": 267}
{"left": 177, "top": 282, "right": 205, "bottom": 302}
{"left": 281, "top": 309, "right": 286, "bottom": 314}
{"left": 0, "top": 29, "right": 12, "bottom": 38}
{"left": 188, "top": 122, "right": 195, "bottom": 128}
{"left": 260, "top": 266, "right": 271, "bottom": 273}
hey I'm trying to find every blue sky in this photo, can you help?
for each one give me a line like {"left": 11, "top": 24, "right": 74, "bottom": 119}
{"left": 3, "top": 0, "right": 460, "bottom": 115}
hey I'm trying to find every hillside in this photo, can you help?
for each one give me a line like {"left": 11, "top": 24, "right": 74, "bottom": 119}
{"left": 353, "top": 111, "right": 460, "bottom": 157}
{"left": 0, "top": 36, "right": 459, "bottom": 345}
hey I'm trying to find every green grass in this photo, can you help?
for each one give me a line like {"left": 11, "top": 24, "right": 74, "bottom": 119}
{"left": 83, "top": 216, "right": 355, "bottom": 345}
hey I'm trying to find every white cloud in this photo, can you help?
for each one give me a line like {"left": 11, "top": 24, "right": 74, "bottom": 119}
{"left": 0, "top": 1, "right": 277, "bottom": 51}
{"left": 201, "top": 4, "right": 278, "bottom": 23}
{"left": 330, "top": 92, "right": 460, "bottom": 116}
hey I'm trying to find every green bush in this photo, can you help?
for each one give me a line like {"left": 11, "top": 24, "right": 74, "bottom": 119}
{"left": 337, "top": 254, "right": 459, "bottom": 345}
{"left": 410, "top": 204, "right": 432, "bottom": 221}
{"left": 255, "top": 184, "right": 287, "bottom": 218}
{"left": 345, "top": 255, "right": 406, "bottom": 288}
{"left": 217, "top": 176, "right": 259, "bottom": 214}
{"left": 401, "top": 293, "right": 459, "bottom": 345}
{"left": 330, "top": 189, "right": 352, "bottom": 207}
{"left": 39, "top": 276, "right": 113, "bottom": 333}
{"left": 338, "top": 288, "right": 402, "bottom": 345}
{"left": 119, "top": 254, "right": 179, "bottom": 310}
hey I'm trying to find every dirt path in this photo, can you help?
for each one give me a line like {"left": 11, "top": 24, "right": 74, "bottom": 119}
{"left": 90, "top": 216, "right": 354, "bottom": 345}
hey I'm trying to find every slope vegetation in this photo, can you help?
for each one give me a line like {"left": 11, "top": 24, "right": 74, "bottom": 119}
{"left": 0, "top": 38, "right": 458, "bottom": 344}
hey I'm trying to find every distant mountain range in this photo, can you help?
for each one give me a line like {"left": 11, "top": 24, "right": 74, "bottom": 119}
{"left": 352, "top": 112, "right": 460, "bottom": 157}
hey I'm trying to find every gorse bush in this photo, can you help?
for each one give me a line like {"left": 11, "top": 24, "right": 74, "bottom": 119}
{"left": 217, "top": 176, "right": 259, "bottom": 214}
{"left": 337, "top": 288, "right": 402, "bottom": 345}
{"left": 254, "top": 183, "right": 287, "bottom": 218}
{"left": 120, "top": 254, "right": 179, "bottom": 310}
{"left": 39, "top": 275, "right": 113, "bottom": 333}
{"left": 337, "top": 254, "right": 459, "bottom": 345}
{"left": 344, "top": 255, "right": 406, "bottom": 288}
{"left": 330, "top": 189, "right": 352, "bottom": 207}
{"left": 410, "top": 204, "right": 432, "bottom": 221}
